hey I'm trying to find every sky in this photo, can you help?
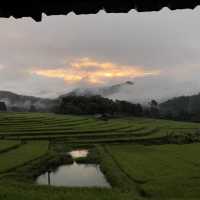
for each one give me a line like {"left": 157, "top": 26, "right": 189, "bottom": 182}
{"left": 0, "top": 7, "right": 200, "bottom": 102}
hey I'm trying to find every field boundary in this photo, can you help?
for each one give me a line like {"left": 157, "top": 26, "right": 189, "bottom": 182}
{"left": 0, "top": 143, "right": 22, "bottom": 154}
{"left": 103, "top": 145, "right": 150, "bottom": 198}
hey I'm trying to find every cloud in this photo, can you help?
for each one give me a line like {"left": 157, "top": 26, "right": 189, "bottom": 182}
{"left": 31, "top": 57, "right": 160, "bottom": 85}
{"left": 1, "top": 8, "right": 200, "bottom": 99}
{"left": 0, "top": 64, "right": 4, "bottom": 70}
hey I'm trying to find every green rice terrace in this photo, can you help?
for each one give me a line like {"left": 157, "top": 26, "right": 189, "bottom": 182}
{"left": 0, "top": 112, "right": 200, "bottom": 200}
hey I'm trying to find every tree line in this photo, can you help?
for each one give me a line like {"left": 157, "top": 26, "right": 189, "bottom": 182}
{"left": 56, "top": 95, "right": 144, "bottom": 116}
{"left": 159, "top": 93, "right": 200, "bottom": 122}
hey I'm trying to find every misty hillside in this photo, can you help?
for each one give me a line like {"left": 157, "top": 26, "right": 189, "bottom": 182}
{"left": 61, "top": 81, "right": 134, "bottom": 98}
{"left": 0, "top": 82, "right": 135, "bottom": 112}
{"left": 160, "top": 93, "right": 200, "bottom": 121}
{"left": 0, "top": 91, "right": 57, "bottom": 112}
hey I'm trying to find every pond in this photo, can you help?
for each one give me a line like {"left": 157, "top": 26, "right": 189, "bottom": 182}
{"left": 36, "top": 149, "right": 111, "bottom": 188}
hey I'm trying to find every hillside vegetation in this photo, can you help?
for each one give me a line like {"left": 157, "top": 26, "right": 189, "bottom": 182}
{"left": 160, "top": 93, "right": 200, "bottom": 121}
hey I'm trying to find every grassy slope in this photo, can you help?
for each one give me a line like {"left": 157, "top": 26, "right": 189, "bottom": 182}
{"left": 0, "top": 181, "right": 135, "bottom": 200}
{"left": 0, "top": 141, "right": 48, "bottom": 173}
{"left": 0, "top": 140, "right": 20, "bottom": 152}
{"left": 107, "top": 143, "right": 200, "bottom": 199}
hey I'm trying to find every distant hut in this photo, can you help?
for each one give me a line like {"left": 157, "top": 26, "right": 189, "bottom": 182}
{"left": 95, "top": 113, "right": 110, "bottom": 121}
{"left": 0, "top": 102, "right": 7, "bottom": 112}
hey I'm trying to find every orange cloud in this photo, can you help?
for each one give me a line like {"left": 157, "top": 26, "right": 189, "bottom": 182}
{"left": 71, "top": 57, "right": 115, "bottom": 70}
{"left": 31, "top": 57, "right": 160, "bottom": 85}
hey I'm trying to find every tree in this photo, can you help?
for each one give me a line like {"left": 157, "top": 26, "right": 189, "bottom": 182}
{"left": 0, "top": 102, "right": 7, "bottom": 112}
{"left": 57, "top": 95, "right": 143, "bottom": 116}
{"left": 29, "top": 105, "right": 37, "bottom": 112}
{"left": 149, "top": 100, "right": 159, "bottom": 118}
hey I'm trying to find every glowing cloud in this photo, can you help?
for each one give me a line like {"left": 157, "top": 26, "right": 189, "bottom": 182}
{"left": 31, "top": 58, "right": 160, "bottom": 85}
{"left": 71, "top": 57, "right": 116, "bottom": 70}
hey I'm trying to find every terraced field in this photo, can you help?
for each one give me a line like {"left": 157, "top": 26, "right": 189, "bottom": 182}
{"left": 0, "top": 112, "right": 199, "bottom": 143}
{"left": 0, "top": 140, "right": 20, "bottom": 153}
{"left": 106, "top": 144, "right": 200, "bottom": 199}
{"left": 0, "top": 141, "right": 48, "bottom": 174}
{"left": 0, "top": 112, "right": 200, "bottom": 200}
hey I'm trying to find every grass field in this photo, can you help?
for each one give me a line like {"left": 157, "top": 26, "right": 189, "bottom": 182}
{"left": 107, "top": 144, "right": 200, "bottom": 199}
{"left": 0, "top": 141, "right": 48, "bottom": 174}
{"left": 0, "top": 112, "right": 200, "bottom": 200}
{"left": 0, "top": 140, "right": 20, "bottom": 153}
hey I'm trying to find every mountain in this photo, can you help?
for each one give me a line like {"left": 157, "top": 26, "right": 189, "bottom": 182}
{"left": 0, "top": 81, "right": 134, "bottom": 112}
{"left": 160, "top": 93, "right": 200, "bottom": 121}
{"left": 60, "top": 81, "right": 134, "bottom": 98}
{"left": 0, "top": 91, "right": 57, "bottom": 112}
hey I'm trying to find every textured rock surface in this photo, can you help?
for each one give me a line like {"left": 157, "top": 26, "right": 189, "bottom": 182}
{"left": 0, "top": 0, "right": 199, "bottom": 21}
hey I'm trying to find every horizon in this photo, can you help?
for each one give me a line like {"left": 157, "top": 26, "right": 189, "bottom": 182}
{"left": 1, "top": 81, "right": 200, "bottom": 104}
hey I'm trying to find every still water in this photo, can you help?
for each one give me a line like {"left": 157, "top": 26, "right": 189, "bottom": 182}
{"left": 69, "top": 149, "right": 89, "bottom": 158}
{"left": 36, "top": 150, "right": 111, "bottom": 188}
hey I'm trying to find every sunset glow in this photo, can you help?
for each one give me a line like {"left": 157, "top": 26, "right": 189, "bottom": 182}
{"left": 32, "top": 58, "right": 160, "bottom": 85}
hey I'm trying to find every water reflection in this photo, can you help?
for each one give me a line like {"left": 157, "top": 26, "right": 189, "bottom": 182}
{"left": 36, "top": 162, "right": 111, "bottom": 188}
{"left": 69, "top": 149, "right": 89, "bottom": 158}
